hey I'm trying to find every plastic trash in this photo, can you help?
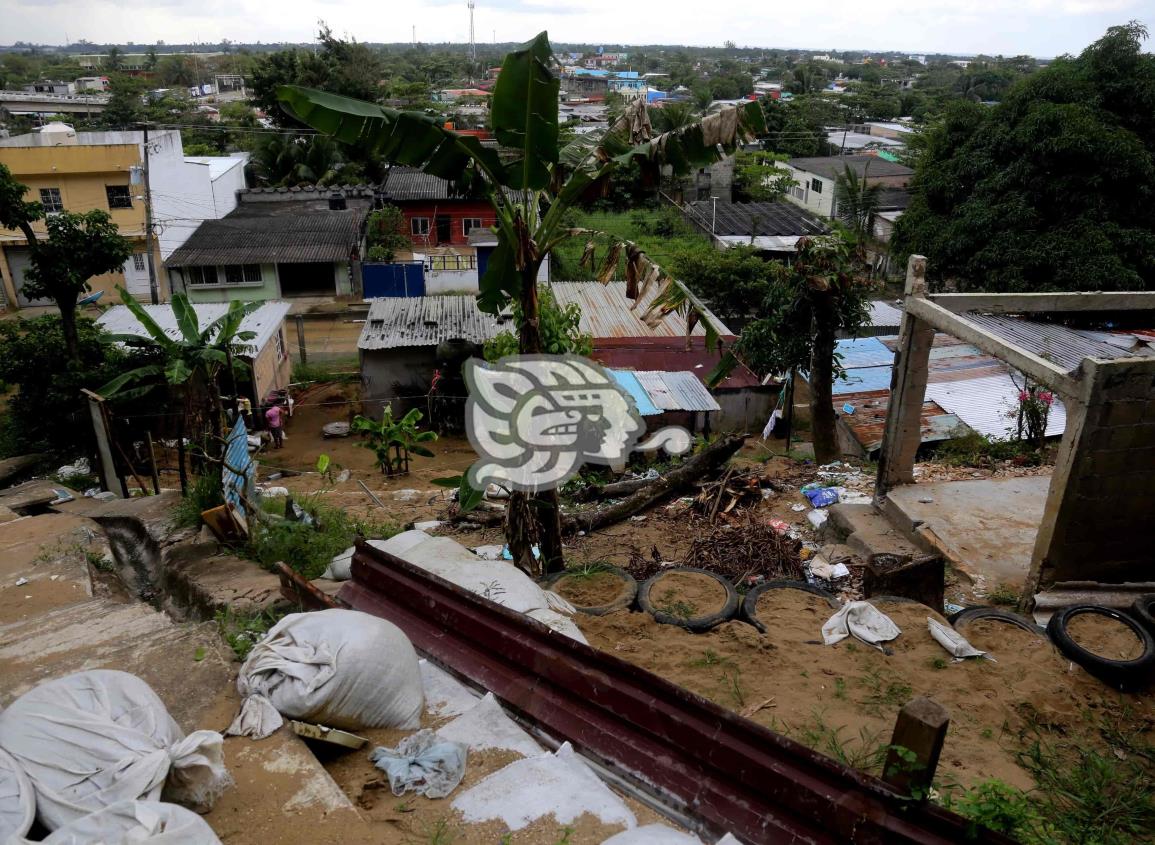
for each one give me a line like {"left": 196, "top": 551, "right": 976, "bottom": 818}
{"left": 804, "top": 487, "right": 840, "bottom": 508}
{"left": 502, "top": 544, "right": 540, "bottom": 561}
{"left": 55, "top": 458, "right": 90, "bottom": 480}
{"left": 38, "top": 800, "right": 222, "bottom": 844}
{"left": 321, "top": 546, "right": 355, "bottom": 581}
{"left": 822, "top": 602, "right": 902, "bottom": 646}
{"left": 227, "top": 609, "right": 424, "bottom": 739}
{"left": 928, "top": 617, "right": 987, "bottom": 659}
{"left": 260, "top": 486, "right": 290, "bottom": 498}
{"left": 842, "top": 403, "right": 855, "bottom": 414}
{"left": 791, "top": 503, "right": 807, "bottom": 512}
{"left": 14, "top": 577, "right": 28, "bottom": 587}
{"left": 0, "top": 670, "right": 231, "bottom": 831}
{"left": 414, "top": 520, "right": 443, "bottom": 532}
{"left": 0, "top": 747, "right": 34, "bottom": 842}
{"left": 766, "top": 518, "right": 791, "bottom": 535}
{"left": 806, "top": 510, "right": 828, "bottom": 529}
{"left": 369, "top": 729, "right": 467, "bottom": 799}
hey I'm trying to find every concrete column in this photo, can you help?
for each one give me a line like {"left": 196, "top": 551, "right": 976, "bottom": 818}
{"left": 875, "top": 255, "right": 934, "bottom": 497}
{"left": 1027, "top": 357, "right": 1155, "bottom": 593}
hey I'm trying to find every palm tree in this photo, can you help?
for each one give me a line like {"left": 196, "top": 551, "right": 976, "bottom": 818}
{"left": 278, "top": 32, "right": 764, "bottom": 573}
{"left": 650, "top": 102, "right": 696, "bottom": 133}
{"left": 833, "top": 163, "right": 882, "bottom": 253}
{"left": 250, "top": 134, "right": 347, "bottom": 187}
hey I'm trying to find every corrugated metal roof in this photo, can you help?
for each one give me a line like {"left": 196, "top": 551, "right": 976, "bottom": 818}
{"left": 958, "top": 313, "right": 1153, "bottom": 373}
{"left": 866, "top": 301, "right": 903, "bottom": 329}
{"left": 683, "top": 200, "right": 828, "bottom": 238}
{"left": 785, "top": 155, "right": 913, "bottom": 180}
{"left": 551, "top": 282, "right": 733, "bottom": 340}
{"left": 97, "top": 300, "right": 291, "bottom": 354}
{"left": 358, "top": 295, "right": 510, "bottom": 349}
{"left": 608, "top": 370, "right": 662, "bottom": 416}
{"left": 837, "top": 391, "right": 966, "bottom": 454}
{"left": 926, "top": 375, "right": 1066, "bottom": 439}
{"left": 166, "top": 204, "right": 365, "bottom": 267}
{"left": 591, "top": 342, "right": 762, "bottom": 390}
{"left": 635, "top": 371, "right": 721, "bottom": 412}
{"left": 836, "top": 336, "right": 894, "bottom": 368}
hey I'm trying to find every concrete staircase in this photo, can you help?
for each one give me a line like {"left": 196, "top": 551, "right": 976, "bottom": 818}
{"left": 820, "top": 503, "right": 924, "bottom": 561}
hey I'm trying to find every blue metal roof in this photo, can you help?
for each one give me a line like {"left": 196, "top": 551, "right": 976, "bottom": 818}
{"left": 836, "top": 337, "right": 894, "bottom": 368}
{"left": 609, "top": 369, "right": 662, "bottom": 416}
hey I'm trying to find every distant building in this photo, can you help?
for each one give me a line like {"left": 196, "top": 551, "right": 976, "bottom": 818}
{"left": 778, "top": 155, "right": 913, "bottom": 219}
{"left": 681, "top": 200, "right": 829, "bottom": 254}
{"left": 75, "top": 76, "right": 111, "bottom": 92}
{"left": 24, "top": 80, "right": 75, "bottom": 95}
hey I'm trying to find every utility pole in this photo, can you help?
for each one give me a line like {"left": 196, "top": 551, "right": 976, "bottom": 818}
{"left": 711, "top": 195, "right": 718, "bottom": 236}
{"left": 140, "top": 124, "right": 160, "bottom": 305}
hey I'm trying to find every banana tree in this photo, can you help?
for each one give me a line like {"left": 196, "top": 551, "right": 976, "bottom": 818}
{"left": 278, "top": 31, "right": 765, "bottom": 573}
{"left": 99, "top": 288, "right": 259, "bottom": 487}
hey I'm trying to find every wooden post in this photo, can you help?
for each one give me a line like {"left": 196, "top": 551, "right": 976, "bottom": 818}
{"left": 883, "top": 697, "right": 949, "bottom": 798}
{"left": 82, "top": 389, "right": 128, "bottom": 499}
{"left": 295, "top": 315, "right": 307, "bottom": 364}
{"left": 146, "top": 432, "right": 161, "bottom": 495}
{"left": 875, "top": 255, "right": 934, "bottom": 498}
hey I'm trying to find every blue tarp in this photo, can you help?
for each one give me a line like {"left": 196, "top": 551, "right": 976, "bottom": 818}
{"left": 831, "top": 337, "right": 896, "bottom": 396}
{"left": 222, "top": 416, "right": 254, "bottom": 511}
{"left": 608, "top": 369, "right": 662, "bottom": 416}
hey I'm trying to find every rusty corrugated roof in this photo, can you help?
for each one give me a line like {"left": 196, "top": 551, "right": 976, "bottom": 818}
{"left": 635, "top": 370, "right": 721, "bottom": 412}
{"left": 551, "top": 281, "right": 732, "bottom": 340}
{"left": 837, "top": 391, "right": 967, "bottom": 454}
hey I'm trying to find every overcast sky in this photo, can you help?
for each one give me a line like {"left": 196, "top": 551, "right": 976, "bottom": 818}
{"left": 2, "top": 0, "right": 1151, "bottom": 58}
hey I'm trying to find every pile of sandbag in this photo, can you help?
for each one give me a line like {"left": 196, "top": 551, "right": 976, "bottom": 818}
{"left": 0, "top": 670, "right": 230, "bottom": 843}
{"left": 227, "top": 608, "right": 424, "bottom": 740}
{"left": 366, "top": 531, "right": 587, "bottom": 642}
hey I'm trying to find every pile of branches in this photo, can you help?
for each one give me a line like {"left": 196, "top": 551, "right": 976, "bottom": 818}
{"left": 692, "top": 467, "right": 783, "bottom": 522}
{"left": 682, "top": 515, "right": 804, "bottom": 584}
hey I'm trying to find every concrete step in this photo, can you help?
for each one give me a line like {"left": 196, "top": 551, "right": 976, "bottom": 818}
{"left": 822, "top": 503, "right": 923, "bottom": 561}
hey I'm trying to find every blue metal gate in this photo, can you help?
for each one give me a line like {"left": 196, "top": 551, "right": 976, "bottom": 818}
{"left": 362, "top": 262, "right": 426, "bottom": 298}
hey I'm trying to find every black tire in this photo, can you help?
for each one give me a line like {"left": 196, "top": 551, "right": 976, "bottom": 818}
{"left": 743, "top": 580, "right": 839, "bottom": 634}
{"left": 638, "top": 567, "right": 738, "bottom": 633}
{"left": 949, "top": 606, "right": 1046, "bottom": 638}
{"left": 1047, "top": 605, "right": 1155, "bottom": 692}
{"left": 1129, "top": 594, "right": 1155, "bottom": 634}
{"left": 540, "top": 566, "right": 638, "bottom": 616}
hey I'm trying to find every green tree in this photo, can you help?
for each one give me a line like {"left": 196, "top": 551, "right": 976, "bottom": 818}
{"left": 0, "top": 165, "right": 134, "bottom": 362}
{"left": 833, "top": 163, "right": 882, "bottom": 252}
{"left": 249, "top": 134, "right": 348, "bottom": 187}
{"left": 104, "top": 47, "right": 124, "bottom": 72}
{"left": 894, "top": 22, "right": 1155, "bottom": 291}
{"left": 732, "top": 150, "right": 795, "bottom": 202}
{"left": 98, "top": 75, "right": 145, "bottom": 129}
{"left": 671, "top": 244, "right": 774, "bottom": 326}
{"left": 711, "top": 238, "right": 871, "bottom": 462}
{"left": 364, "top": 205, "right": 410, "bottom": 262}
{"left": 483, "top": 286, "right": 593, "bottom": 360}
{"left": 279, "top": 31, "right": 764, "bottom": 573}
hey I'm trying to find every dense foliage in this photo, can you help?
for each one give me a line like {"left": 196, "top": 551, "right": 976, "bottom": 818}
{"left": 893, "top": 23, "right": 1155, "bottom": 291}
{"left": 484, "top": 286, "right": 593, "bottom": 360}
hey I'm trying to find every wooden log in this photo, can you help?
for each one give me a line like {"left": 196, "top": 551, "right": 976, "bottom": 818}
{"left": 570, "top": 476, "right": 654, "bottom": 502}
{"left": 452, "top": 434, "right": 749, "bottom": 534}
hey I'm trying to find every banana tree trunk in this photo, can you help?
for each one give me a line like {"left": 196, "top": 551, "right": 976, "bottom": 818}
{"left": 508, "top": 259, "right": 565, "bottom": 575}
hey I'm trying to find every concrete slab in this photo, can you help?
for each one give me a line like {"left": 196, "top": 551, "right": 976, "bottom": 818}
{"left": 885, "top": 475, "right": 1050, "bottom": 589}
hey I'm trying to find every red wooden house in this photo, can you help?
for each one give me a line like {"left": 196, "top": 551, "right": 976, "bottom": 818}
{"left": 379, "top": 167, "right": 498, "bottom": 251}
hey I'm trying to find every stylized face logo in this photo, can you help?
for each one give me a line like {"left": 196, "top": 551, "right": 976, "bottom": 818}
{"left": 464, "top": 354, "right": 690, "bottom": 493}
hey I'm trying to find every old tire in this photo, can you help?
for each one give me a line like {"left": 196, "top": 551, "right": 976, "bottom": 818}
{"left": 1129, "top": 595, "right": 1155, "bottom": 634}
{"left": 639, "top": 567, "right": 738, "bottom": 633}
{"left": 1047, "top": 605, "right": 1155, "bottom": 692}
{"left": 949, "top": 606, "right": 1046, "bottom": 638}
{"left": 540, "top": 566, "right": 638, "bottom": 616}
{"left": 743, "top": 580, "right": 839, "bottom": 634}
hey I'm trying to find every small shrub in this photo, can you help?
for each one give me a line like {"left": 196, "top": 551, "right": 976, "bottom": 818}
{"left": 216, "top": 606, "right": 286, "bottom": 661}
{"left": 943, "top": 779, "right": 1041, "bottom": 842}
{"left": 987, "top": 583, "right": 1020, "bottom": 606}
{"left": 173, "top": 473, "right": 224, "bottom": 528}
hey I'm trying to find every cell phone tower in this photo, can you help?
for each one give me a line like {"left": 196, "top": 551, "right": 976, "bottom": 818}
{"left": 468, "top": 0, "right": 477, "bottom": 64}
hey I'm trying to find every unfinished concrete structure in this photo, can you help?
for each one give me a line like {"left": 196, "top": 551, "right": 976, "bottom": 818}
{"left": 876, "top": 256, "right": 1155, "bottom": 603}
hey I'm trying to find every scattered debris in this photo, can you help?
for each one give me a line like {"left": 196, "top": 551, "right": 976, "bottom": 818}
{"left": 413, "top": 520, "right": 443, "bottom": 532}
{"left": 369, "top": 729, "right": 468, "bottom": 799}
{"left": 14, "top": 577, "right": 28, "bottom": 586}
{"left": 290, "top": 720, "right": 368, "bottom": 750}
{"left": 54, "top": 458, "right": 90, "bottom": 480}
{"left": 739, "top": 697, "right": 777, "bottom": 719}
{"left": 322, "top": 422, "right": 351, "bottom": 438}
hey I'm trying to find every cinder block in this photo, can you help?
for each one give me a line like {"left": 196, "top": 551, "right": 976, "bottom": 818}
{"left": 1100, "top": 401, "right": 1145, "bottom": 428}
{"left": 1144, "top": 399, "right": 1155, "bottom": 424}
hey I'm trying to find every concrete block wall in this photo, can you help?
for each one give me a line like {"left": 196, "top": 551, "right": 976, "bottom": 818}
{"left": 1032, "top": 357, "right": 1155, "bottom": 587}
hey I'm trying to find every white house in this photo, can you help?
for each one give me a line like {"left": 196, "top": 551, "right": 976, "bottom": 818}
{"left": 778, "top": 155, "right": 913, "bottom": 219}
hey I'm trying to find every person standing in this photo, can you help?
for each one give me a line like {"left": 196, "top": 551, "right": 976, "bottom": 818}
{"left": 265, "top": 403, "right": 284, "bottom": 449}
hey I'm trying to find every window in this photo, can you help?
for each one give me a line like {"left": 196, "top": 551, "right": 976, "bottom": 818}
{"left": 187, "top": 266, "right": 218, "bottom": 286}
{"left": 39, "top": 188, "right": 63, "bottom": 213}
{"left": 132, "top": 254, "right": 146, "bottom": 272}
{"left": 791, "top": 185, "right": 805, "bottom": 200}
{"left": 106, "top": 185, "right": 132, "bottom": 209}
{"left": 810, "top": 178, "right": 824, "bottom": 194}
{"left": 462, "top": 217, "right": 484, "bottom": 236}
{"left": 273, "top": 329, "right": 287, "bottom": 361}
{"left": 223, "top": 264, "right": 262, "bottom": 285}
{"left": 411, "top": 217, "right": 431, "bottom": 236}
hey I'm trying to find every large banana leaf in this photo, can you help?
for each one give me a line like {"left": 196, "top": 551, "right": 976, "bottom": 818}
{"left": 490, "top": 32, "right": 560, "bottom": 191}
{"left": 617, "top": 100, "right": 767, "bottom": 176}
{"left": 276, "top": 86, "right": 508, "bottom": 186}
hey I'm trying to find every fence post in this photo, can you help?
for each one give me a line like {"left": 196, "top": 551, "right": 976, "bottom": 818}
{"left": 883, "top": 697, "right": 949, "bottom": 798}
{"left": 81, "top": 389, "right": 128, "bottom": 499}
{"left": 146, "top": 432, "right": 161, "bottom": 495}
{"left": 295, "top": 314, "right": 307, "bottom": 365}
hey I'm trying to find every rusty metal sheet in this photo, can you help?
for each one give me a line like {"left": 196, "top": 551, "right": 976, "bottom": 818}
{"left": 837, "top": 392, "right": 966, "bottom": 454}
{"left": 337, "top": 541, "right": 1010, "bottom": 845}
{"left": 551, "top": 282, "right": 732, "bottom": 339}
{"left": 635, "top": 370, "right": 721, "bottom": 412}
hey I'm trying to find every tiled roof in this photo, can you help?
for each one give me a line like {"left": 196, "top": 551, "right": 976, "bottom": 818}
{"left": 683, "top": 200, "right": 828, "bottom": 238}
{"left": 166, "top": 202, "right": 365, "bottom": 267}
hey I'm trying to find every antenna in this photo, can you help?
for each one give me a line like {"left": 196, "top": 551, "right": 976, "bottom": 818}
{"left": 468, "top": 0, "right": 477, "bottom": 64}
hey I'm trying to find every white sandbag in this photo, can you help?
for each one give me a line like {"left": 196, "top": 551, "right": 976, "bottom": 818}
{"left": 601, "top": 824, "right": 703, "bottom": 844}
{"left": 821, "top": 601, "right": 901, "bottom": 646}
{"left": 369, "top": 532, "right": 584, "bottom": 641}
{"left": 0, "top": 747, "right": 34, "bottom": 843}
{"left": 38, "top": 800, "right": 221, "bottom": 845}
{"left": 452, "top": 742, "right": 636, "bottom": 831}
{"left": 927, "top": 617, "right": 987, "bottom": 659}
{"left": 321, "top": 546, "right": 355, "bottom": 581}
{"left": 227, "top": 608, "right": 423, "bottom": 740}
{"left": 436, "top": 693, "right": 543, "bottom": 758}
{"left": 0, "top": 670, "right": 231, "bottom": 832}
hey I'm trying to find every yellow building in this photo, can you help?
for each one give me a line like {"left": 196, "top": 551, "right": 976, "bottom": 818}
{"left": 0, "top": 124, "right": 168, "bottom": 310}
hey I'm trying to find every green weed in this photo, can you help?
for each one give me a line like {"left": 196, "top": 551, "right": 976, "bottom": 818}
{"left": 655, "top": 589, "right": 697, "bottom": 620}
{"left": 563, "top": 560, "right": 614, "bottom": 579}
{"left": 793, "top": 712, "right": 887, "bottom": 774}
{"left": 173, "top": 473, "right": 225, "bottom": 529}
{"left": 833, "top": 677, "right": 848, "bottom": 699}
{"left": 215, "top": 607, "right": 286, "bottom": 661}
{"left": 722, "top": 667, "right": 746, "bottom": 708}
{"left": 859, "top": 667, "right": 913, "bottom": 716}
{"left": 930, "top": 657, "right": 949, "bottom": 670}
{"left": 987, "top": 583, "right": 1020, "bottom": 607}
{"left": 690, "top": 649, "right": 730, "bottom": 668}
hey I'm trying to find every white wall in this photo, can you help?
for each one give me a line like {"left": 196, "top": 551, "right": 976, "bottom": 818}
{"left": 780, "top": 165, "right": 834, "bottom": 218}
{"left": 147, "top": 131, "right": 246, "bottom": 260}
{"left": 426, "top": 268, "right": 479, "bottom": 294}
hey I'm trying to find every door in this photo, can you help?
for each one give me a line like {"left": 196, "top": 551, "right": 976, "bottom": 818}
{"left": 435, "top": 215, "right": 452, "bottom": 245}
{"left": 7, "top": 248, "right": 52, "bottom": 307}
{"left": 123, "top": 253, "right": 151, "bottom": 297}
